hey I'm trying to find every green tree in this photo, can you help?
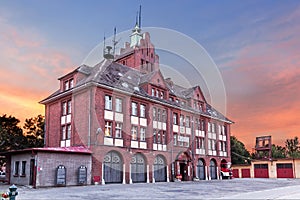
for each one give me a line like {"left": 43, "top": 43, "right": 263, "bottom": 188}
{"left": 230, "top": 136, "right": 251, "bottom": 164}
{"left": 23, "top": 115, "right": 45, "bottom": 148}
{"left": 271, "top": 144, "right": 286, "bottom": 158}
{"left": 0, "top": 114, "right": 28, "bottom": 153}
{"left": 285, "top": 136, "right": 300, "bottom": 158}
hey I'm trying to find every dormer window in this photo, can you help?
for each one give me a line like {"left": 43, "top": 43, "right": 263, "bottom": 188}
{"left": 64, "top": 81, "right": 69, "bottom": 91}
{"left": 70, "top": 79, "right": 74, "bottom": 88}
{"left": 64, "top": 78, "right": 74, "bottom": 91}
{"left": 160, "top": 91, "right": 164, "bottom": 99}
{"left": 151, "top": 88, "right": 155, "bottom": 96}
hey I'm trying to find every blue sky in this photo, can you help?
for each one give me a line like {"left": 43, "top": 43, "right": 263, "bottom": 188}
{"left": 1, "top": 0, "right": 300, "bottom": 149}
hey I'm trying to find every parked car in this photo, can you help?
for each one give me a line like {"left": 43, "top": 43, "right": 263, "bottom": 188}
{"left": 0, "top": 171, "right": 6, "bottom": 182}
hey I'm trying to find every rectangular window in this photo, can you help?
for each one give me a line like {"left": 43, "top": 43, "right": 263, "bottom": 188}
{"left": 197, "top": 137, "right": 205, "bottom": 149}
{"left": 67, "top": 124, "right": 71, "bottom": 139}
{"left": 115, "top": 98, "right": 123, "bottom": 113}
{"left": 61, "top": 126, "right": 66, "bottom": 140}
{"left": 208, "top": 122, "right": 211, "bottom": 132}
{"left": 201, "top": 120, "right": 205, "bottom": 131}
{"left": 180, "top": 115, "right": 184, "bottom": 126}
{"left": 153, "top": 107, "right": 157, "bottom": 121}
{"left": 131, "top": 126, "right": 138, "bottom": 140}
{"left": 67, "top": 100, "right": 72, "bottom": 114}
{"left": 156, "top": 89, "right": 159, "bottom": 98}
{"left": 153, "top": 130, "right": 157, "bottom": 143}
{"left": 162, "top": 110, "right": 166, "bottom": 122}
{"left": 140, "top": 104, "right": 146, "bottom": 118}
{"left": 105, "top": 95, "right": 112, "bottom": 110}
{"left": 160, "top": 91, "right": 164, "bottom": 99}
{"left": 157, "top": 109, "right": 161, "bottom": 121}
{"left": 105, "top": 121, "right": 112, "bottom": 137}
{"left": 131, "top": 102, "right": 138, "bottom": 116}
{"left": 64, "top": 81, "right": 69, "bottom": 91}
{"left": 157, "top": 131, "right": 161, "bottom": 144}
{"left": 14, "top": 161, "right": 19, "bottom": 176}
{"left": 212, "top": 140, "right": 216, "bottom": 150}
{"left": 140, "top": 127, "right": 146, "bottom": 141}
{"left": 162, "top": 131, "right": 166, "bottom": 144}
{"left": 21, "top": 161, "right": 26, "bottom": 176}
{"left": 173, "top": 134, "right": 177, "bottom": 146}
{"left": 185, "top": 116, "right": 190, "bottom": 128}
{"left": 115, "top": 123, "right": 122, "bottom": 138}
{"left": 151, "top": 88, "right": 155, "bottom": 96}
{"left": 212, "top": 123, "right": 216, "bottom": 133}
{"left": 173, "top": 113, "right": 178, "bottom": 125}
{"left": 208, "top": 139, "right": 212, "bottom": 150}
{"left": 69, "top": 79, "right": 74, "bottom": 88}
{"left": 62, "top": 102, "right": 67, "bottom": 116}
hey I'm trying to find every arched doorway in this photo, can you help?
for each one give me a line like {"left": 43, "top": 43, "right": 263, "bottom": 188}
{"left": 175, "top": 152, "right": 192, "bottom": 181}
{"left": 131, "top": 153, "right": 146, "bottom": 183}
{"left": 209, "top": 159, "right": 217, "bottom": 180}
{"left": 103, "top": 151, "right": 123, "bottom": 184}
{"left": 154, "top": 155, "right": 167, "bottom": 182}
{"left": 197, "top": 159, "right": 206, "bottom": 180}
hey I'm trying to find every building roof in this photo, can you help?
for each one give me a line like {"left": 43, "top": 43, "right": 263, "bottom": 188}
{"left": 1, "top": 146, "right": 92, "bottom": 155}
{"left": 41, "top": 57, "right": 233, "bottom": 123}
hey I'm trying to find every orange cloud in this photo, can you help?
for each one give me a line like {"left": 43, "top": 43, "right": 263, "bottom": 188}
{"left": 0, "top": 15, "right": 76, "bottom": 125}
{"left": 222, "top": 23, "right": 300, "bottom": 150}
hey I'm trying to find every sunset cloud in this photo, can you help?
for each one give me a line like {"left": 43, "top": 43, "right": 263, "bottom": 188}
{"left": 0, "top": 14, "right": 76, "bottom": 124}
{"left": 221, "top": 6, "right": 300, "bottom": 149}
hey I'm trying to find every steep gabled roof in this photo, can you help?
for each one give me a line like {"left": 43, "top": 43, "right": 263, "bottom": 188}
{"left": 41, "top": 59, "right": 233, "bottom": 123}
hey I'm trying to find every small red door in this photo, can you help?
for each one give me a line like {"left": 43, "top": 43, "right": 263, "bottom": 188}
{"left": 232, "top": 169, "right": 239, "bottom": 178}
{"left": 254, "top": 164, "right": 269, "bottom": 178}
{"left": 241, "top": 168, "right": 250, "bottom": 178}
{"left": 276, "top": 163, "right": 293, "bottom": 178}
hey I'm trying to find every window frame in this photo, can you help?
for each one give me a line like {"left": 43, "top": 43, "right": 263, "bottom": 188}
{"left": 115, "top": 123, "right": 123, "bottom": 138}
{"left": 115, "top": 98, "right": 123, "bottom": 113}
{"left": 21, "top": 161, "right": 26, "bottom": 177}
{"left": 14, "top": 161, "right": 20, "bottom": 176}
{"left": 105, "top": 95, "right": 113, "bottom": 110}
{"left": 131, "top": 126, "right": 138, "bottom": 140}
{"left": 104, "top": 121, "right": 113, "bottom": 137}
{"left": 140, "top": 127, "right": 146, "bottom": 141}
{"left": 131, "top": 102, "right": 138, "bottom": 116}
{"left": 140, "top": 104, "right": 146, "bottom": 118}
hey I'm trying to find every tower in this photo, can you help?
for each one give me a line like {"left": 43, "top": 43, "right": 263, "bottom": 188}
{"left": 255, "top": 136, "right": 272, "bottom": 159}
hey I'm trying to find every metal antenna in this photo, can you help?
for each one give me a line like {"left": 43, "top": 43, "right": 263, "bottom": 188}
{"left": 103, "top": 34, "right": 106, "bottom": 57}
{"left": 139, "top": 5, "right": 142, "bottom": 29}
{"left": 113, "top": 27, "right": 117, "bottom": 61}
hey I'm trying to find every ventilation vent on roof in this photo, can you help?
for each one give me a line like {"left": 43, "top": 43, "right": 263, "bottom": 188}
{"left": 127, "top": 76, "right": 132, "bottom": 79}
{"left": 122, "top": 82, "right": 129, "bottom": 88}
{"left": 118, "top": 72, "right": 123, "bottom": 77}
{"left": 134, "top": 87, "right": 140, "bottom": 92}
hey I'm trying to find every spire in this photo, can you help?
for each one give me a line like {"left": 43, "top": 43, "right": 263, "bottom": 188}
{"left": 130, "top": 5, "right": 143, "bottom": 47}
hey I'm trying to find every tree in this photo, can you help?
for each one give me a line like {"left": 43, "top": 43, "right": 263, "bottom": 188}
{"left": 285, "top": 136, "right": 300, "bottom": 158}
{"left": 271, "top": 144, "right": 286, "bottom": 159}
{"left": 23, "top": 115, "right": 45, "bottom": 148}
{"left": 230, "top": 136, "right": 251, "bottom": 164}
{"left": 0, "top": 114, "right": 28, "bottom": 152}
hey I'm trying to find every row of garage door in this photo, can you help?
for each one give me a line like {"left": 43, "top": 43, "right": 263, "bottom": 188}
{"left": 232, "top": 163, "right": 294, "bottom": 178}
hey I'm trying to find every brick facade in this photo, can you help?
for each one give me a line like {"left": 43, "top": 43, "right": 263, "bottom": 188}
{"left": 39, "top": 25, "right": 233, "bottom": 184}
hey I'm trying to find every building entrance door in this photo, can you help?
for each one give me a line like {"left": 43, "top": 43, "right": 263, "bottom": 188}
{"left": 29, "top": 159, "right": 35, "bottom": 186}
{"left": 175, "top": 152, "right": 192, "bottom": 181}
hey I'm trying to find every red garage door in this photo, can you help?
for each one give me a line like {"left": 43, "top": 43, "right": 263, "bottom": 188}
{"left": 241, "top": 168, "right": 250, "bottom": 178}
{"left": 277, "top": 163, "right": 293, "bottom": 178}
{"left": 232, "top": 169, "right": 239, "bottom": 178}
{"left": 254, "top": 164, "right": 269, "bottom": 178}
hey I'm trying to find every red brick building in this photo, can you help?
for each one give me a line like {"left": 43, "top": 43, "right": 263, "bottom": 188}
{"left": 39, "top": 23, "right": 233, "bottom": 185}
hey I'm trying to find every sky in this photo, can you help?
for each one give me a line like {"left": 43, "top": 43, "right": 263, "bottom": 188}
{"left": 0, "top": 0, "right": 300, "bottom": 150}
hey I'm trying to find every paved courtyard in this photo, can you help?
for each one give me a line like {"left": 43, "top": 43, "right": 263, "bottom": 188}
{"left": 1, "top": 178, "right": 300, "bottom": 199}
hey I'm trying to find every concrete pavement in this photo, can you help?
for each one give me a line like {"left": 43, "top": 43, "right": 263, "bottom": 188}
{"left": 1, "top": 178, "right": 300, "bottom": 199}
